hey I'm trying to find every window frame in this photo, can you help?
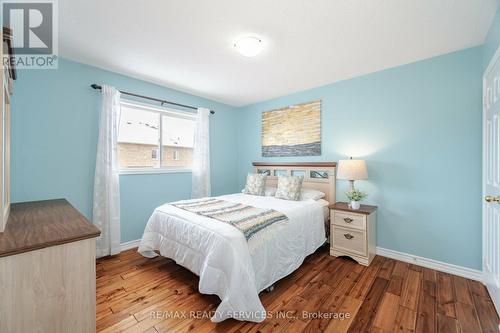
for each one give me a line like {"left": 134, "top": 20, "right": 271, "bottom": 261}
{"left": 173, "top": 149, "right": 180, "bottom": 161}
{"left": 118, "top": 100, "right": 196, "bottom": 175}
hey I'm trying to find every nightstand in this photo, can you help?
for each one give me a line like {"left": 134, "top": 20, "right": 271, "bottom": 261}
{"left": 330, "top": 202, "right": 377, "bottom": 266}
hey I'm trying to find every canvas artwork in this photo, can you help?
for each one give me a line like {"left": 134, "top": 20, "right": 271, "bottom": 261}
{"left": 261, "top": 100, "right": 321, "bottom": 157}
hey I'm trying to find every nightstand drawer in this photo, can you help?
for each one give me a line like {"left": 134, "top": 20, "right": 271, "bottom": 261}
{"left": 333, "top": 211, "right": 366, "bottom": 230}
{"left": 332, "top": 226, "right": 366, "bottom": 256}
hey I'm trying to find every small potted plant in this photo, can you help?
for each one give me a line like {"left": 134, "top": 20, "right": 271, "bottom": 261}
{"left": 345, "top": 188, "right": 367, "bottom": 210}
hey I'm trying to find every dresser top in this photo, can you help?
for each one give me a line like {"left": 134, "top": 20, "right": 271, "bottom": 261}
{"left": 330, "top": 201, "right": 377, "bottom": 215}
{"left": 0, "top": 199, "right": 100, "bottom": 258}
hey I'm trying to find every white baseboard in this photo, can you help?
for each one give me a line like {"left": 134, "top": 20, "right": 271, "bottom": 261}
{"left": 118, "top": 239, "right": 483, "bottom": 282}
{"left": 376, "top": 247, "right": 483, "bottom": 282}
{"left": 121, "top": 239, "right": 141, "bottom": 252}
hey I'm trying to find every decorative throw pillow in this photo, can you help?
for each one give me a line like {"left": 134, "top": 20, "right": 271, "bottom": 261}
{"left": 275, "top": 175, "right": 304, "bottom": 201}
{"left": 243, "top": 173, "right": 267, "bottom": 196}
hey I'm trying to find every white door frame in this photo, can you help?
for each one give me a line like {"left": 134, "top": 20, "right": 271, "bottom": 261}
{"left": 483, "top": 44, "right": 500, "bottom": 314}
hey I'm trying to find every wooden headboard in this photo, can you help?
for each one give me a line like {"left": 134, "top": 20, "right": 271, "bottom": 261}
{"left": 252, "top": 162, "right": 337, "bottom": 204}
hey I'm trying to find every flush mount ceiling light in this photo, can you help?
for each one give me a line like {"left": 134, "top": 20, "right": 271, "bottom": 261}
{"left": 234, "top": 36, "right": 263, "bottom": 57}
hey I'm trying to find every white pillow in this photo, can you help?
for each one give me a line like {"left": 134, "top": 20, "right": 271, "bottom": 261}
{"left": 300, "top": 188, "right": 325, "bottom": 201}
{"left": 242, "top": 186, "right": 277, "bottom": 196}
{"left": 265, "top": 187, "right": 277, "bottom": 196}
{"left": 241, "top": 186, "right": 324, "bottom": 200}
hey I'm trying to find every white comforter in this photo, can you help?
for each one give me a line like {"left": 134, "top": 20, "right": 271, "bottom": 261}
{"left": 138, "top": 193, "right": 325, "bottom": 322}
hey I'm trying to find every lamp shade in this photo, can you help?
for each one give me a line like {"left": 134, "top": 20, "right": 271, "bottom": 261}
{"left": 337, "top": 159, "right": 368, "bottom": 180}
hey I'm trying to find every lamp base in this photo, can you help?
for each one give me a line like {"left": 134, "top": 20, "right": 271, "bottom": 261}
{"left": 349, "top": 180, "right": 355, "bottom": 191}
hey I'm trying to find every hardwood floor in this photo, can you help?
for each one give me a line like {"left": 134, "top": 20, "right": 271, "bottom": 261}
{"left": 96, "top": 246, "right": 499, "bottom": 333}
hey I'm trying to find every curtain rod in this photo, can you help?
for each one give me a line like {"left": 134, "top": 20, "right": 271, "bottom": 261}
{"left": 90, "top": 84, "right": 215, "bottom": 114}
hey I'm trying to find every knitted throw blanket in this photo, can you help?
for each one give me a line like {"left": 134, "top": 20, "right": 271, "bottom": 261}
{"left": 172, "top": 198, "right": 288, "bottom": 241}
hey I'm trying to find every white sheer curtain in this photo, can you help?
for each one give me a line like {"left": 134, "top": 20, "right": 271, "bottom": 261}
{"left": 93, "top": 85, "right": 121, "bottom": 258}
{"left": 192, "top": 107, "right": 211, "bottom": 198}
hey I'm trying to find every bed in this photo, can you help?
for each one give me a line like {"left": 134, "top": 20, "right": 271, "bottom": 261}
{"left": 138, "top": 162, "right": 336, "bottom": 322}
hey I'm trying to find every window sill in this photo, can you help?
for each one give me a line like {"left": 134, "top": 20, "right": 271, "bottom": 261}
{"left": 119, "top": 168, "right": 192, "bottom": 175}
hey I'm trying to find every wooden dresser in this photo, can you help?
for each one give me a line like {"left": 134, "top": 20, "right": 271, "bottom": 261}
{"left": 330, "top": 202, "right": 377, "bottom": 266}
{"left": 0, "top": 199, "right": 100, "bottom": 333}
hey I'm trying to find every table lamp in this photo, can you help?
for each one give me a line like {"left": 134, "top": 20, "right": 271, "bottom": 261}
{"left": 337, "top": 157, "right": 368, "bottom": 191}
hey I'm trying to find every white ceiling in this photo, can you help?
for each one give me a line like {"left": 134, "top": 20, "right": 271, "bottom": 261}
{"left": 60, "top": 0, "right": 498, "bottom": 107}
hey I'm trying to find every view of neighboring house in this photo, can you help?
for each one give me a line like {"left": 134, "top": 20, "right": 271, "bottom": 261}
{"left": 117, "top": 103, "right": 195, "bottom": 169}
{"left": 118, "top": 143, "right": 193, "bottom": 169}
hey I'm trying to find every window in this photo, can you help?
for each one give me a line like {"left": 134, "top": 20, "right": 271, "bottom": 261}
{"left": 117, "top": 101, "right": 196, "bottom": 171}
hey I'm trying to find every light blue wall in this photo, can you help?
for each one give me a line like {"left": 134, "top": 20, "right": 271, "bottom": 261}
{"left": 11, "top": 58, "right": 239, "bottom": 242}
{"left": 10, "top": 45, "right": 489, "bottom": 268}
{"left": 484, "top": 7, "right": 500, "bottom": 69}
{"left": 236, "top": 47, "right": 483, "bottom": 269}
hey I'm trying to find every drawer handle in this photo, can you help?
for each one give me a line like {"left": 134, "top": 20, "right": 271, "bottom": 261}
{"left": 344, "top": 233, "right": 354, "bottom": 240}
{"left": 343, "top": 217, "right": 353, "bottom": 223}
